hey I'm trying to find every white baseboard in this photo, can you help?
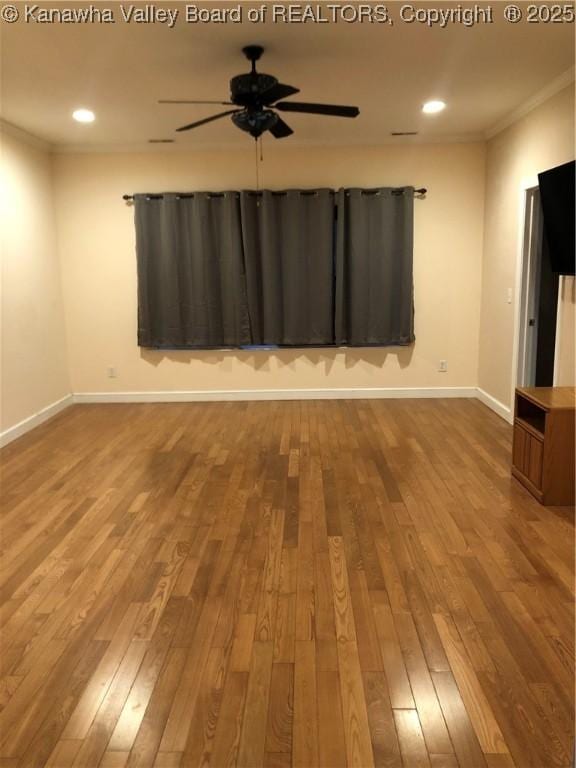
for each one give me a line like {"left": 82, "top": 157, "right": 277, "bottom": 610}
{"left": 475, "top": 388, "right": 513, "bottom": 423}
{"left": 73, "top": 386, "right": 478, "bottom": 404}
{"left": 0, "top": 394, "right": 73, "bottom": 448}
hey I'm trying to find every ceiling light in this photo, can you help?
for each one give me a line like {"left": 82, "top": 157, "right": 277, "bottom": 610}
{"left": 422, "top": 100, "right": 446, "bottom": 115}
{"left": 72, "top": 109, "right": 95, "bottom": 123}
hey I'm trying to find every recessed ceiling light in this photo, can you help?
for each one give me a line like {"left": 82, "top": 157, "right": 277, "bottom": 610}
{"left": 72, "top": 108, "right": 95, "bottom": 123}
{"left": 422, "top": 100, "right": 446, "bottom": 115}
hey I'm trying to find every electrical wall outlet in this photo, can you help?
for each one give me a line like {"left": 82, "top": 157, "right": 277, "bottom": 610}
{"left": 438, "top": 360, "right": 448, "bottom": 373}
{"left": 107, "top": 366, "right": 117, "bottom": 378}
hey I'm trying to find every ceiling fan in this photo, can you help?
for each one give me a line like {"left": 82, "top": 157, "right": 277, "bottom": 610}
{"left": 159, "top": 45, "right": 360, "bottom": 139}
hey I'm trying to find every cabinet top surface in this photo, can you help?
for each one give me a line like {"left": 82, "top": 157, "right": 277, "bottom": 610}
{"left": 516, "top": 386, "right": 576, "bottom": 410}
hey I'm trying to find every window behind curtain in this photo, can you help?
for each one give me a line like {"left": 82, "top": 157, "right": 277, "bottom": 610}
{"left": 134, "top": 187, "right": 415, "bottom": 349}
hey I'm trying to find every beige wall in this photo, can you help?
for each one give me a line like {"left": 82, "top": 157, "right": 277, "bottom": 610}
{"left": 479, "top": 86, "right": 575, "bottom": 407}
{"left": 53, "top": 142, "right": 485, "bottom": 395}
{"left": 3, "top": 87, "right": 572, "bottom": 419}
{"left": 556, "top": 276, "right": 575, "bottom": 386}
{"left": 0, "top": 127, "right": 70, "bottom": 432}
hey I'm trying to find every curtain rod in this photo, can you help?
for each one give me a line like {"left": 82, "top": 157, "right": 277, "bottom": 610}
{"left": 122, "top": 188, "right": 427, "bottom": 201}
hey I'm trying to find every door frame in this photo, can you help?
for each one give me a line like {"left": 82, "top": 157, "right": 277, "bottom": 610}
{"left": 511, "top": 176, "right": 563, "bottom": 410}
{"left": 511, "top": 176, "right": 539, "bottom": 411}
{"left": 516, "top": 184, "right": 542, "bottom": 388}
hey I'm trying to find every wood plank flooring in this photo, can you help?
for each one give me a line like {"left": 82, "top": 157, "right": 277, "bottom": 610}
{"left": 0, "top": 399, "right": 573, "bottom": 768}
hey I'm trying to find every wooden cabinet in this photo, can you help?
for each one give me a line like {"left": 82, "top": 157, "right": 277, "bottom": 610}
{"left": 512, "top": 387, "right": 575, "bottom": 506}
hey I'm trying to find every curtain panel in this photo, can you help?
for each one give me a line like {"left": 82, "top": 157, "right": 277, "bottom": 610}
{"left": 135, "top": 193, "right": 252, "bottom": 348}
{"left": 335, "top": 187, "right": 415, "bottom": 346}
{"left": 240, "top": 189, "right": 335, "bottom": 345}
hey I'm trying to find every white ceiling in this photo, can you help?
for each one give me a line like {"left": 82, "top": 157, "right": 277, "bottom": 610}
{"left": 1, "top": 1, "right": 574, "bottom": 150}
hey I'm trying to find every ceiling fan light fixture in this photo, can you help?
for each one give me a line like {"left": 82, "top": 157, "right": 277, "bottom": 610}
{"left": 232, "top": 109, "right": 278, "bottom": 138}
{"left": 422, "top": 100, "right": 446, "bottom": 114}
{"left": 72, "top": 108, "right": 95, "bottom": 123}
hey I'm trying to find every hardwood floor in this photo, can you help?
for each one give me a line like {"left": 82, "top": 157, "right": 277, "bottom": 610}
{"left": 0, "top": 399, "right": 573, "bottom": 768}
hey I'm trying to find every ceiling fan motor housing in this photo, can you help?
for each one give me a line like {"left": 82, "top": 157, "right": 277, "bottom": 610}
{"left": 230, "top": 73, "right": 278, "bottom": 107}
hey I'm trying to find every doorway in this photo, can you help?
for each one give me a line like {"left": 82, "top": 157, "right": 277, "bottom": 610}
{"left": 517, "top": 187, "right": 559, "bottom": 388}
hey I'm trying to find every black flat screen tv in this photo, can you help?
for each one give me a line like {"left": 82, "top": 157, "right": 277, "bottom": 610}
{"left": 538, "top": 160, "right": 575, "bottom": 276}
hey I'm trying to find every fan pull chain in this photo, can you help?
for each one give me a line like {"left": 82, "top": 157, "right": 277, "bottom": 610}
{"left": 254, "top": 137, "right": 264, "bottom": 198}
{"left": 254, "top": 137, "right": 260, "bottom": 194}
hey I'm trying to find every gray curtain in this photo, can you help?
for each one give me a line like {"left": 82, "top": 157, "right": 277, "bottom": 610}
{"left": 335, "top": 187, "right": 415, "bottom": 346}
{"left": 240, "top": 189, "right": 335, "bottom": 345}
{"left": 135, "top": 192, "right": 252, "bottom": 347}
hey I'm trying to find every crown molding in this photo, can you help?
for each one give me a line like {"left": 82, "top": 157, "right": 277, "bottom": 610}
{"left": 485, "top": 67, "right": 575, "bottom": 140}
{"left": 0, "top": 119, "right": 54, "bottom": 152}
{"left": 52, "top": 133, "right": 486, "bottom": 155}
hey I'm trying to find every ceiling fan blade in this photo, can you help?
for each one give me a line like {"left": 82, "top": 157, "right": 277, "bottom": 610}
{"left": 276, "top": 101, "right": 359, "bottom": 118}
{"left": 269, "top": 116, "right": 293, "bottom": 139}
{"left": 176, "top": 109, "right": 241, "bottom": 132}
{"left": 160, "top": 99, "right": 233, "bottom": 105}
{"left": 261, "top": 83, "right": 300, "bottom": 105}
